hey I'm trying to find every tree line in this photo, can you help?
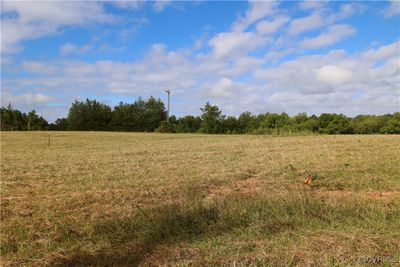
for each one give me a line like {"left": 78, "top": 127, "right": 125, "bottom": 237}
{"left": 1, "top": 104, "right": 48, "bottom": 131}
{"left": 1, "top": 97, "right": 399, "bottom": 134}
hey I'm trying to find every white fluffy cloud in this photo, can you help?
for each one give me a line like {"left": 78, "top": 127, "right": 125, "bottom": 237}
{"left": 1, "top": 92, "right": 54, "bottom": 106}
{"left": 287, "top": 3, "right": 361, "bottom": 36}
{"left": 383, "top": 0, "right": 400, "bottom": 17}
{"left": 207, "top": 1, "right": 281, "bottom": 61}
{"left": 153, "top": 1, "right": 173, "bottom": 12}
{"left": 298, "top": 1, "right": 327, "bottom": 11}
{"left": 111, "top": 1, "right": 143, "bottom": 10}
{"left": 7, "top": 38, "right": 398, "bottom": 121}
{"left": 362, "top": 41, "right": 400, "bottom": 62}
{"left": 232, "top": 1, "right": 278, "bottom": 31}
{"left": 287, "top": 12, "right": 324, "bottom": 35}
{"left": 60, "top": 43, "right": 94, "bottom": 56}
{"left": 2, "top": 1, "right": 399, "bottom": 121}
{"left": 22, "top": 61, "right": 58, "bottom": 74}
{"left": 1, "top": 1, "right": 114, "bottom": 54}
{"left": 317, "top": 65, "right": 352, "bottom": 85}
{"left": 208, "top": 31, "right": 268, "bottom": 60}
{"left": 300, "top": 24, "right": 356, "bottom": 49}
{"left": 211, "top": 77, "right": 236, "bottom": 98}
{"left": 254, "top": 44, "right": 399, "bottom": 115}
{"left": 256, "top": 16, "right": 290, "bottom": 35}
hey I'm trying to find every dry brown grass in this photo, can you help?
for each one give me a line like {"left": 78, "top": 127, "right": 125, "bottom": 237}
{"left": 1, "top": 132, "right": 399, "bottom": 266}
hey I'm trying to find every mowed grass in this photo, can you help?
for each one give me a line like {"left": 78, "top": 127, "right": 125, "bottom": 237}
{"left": 1, "top": 132, "right": 399, "bottom": 266}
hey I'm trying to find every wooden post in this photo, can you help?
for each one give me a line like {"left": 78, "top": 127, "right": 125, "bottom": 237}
{"left": 165, "top": 89, "right": 170, "bottom": 123}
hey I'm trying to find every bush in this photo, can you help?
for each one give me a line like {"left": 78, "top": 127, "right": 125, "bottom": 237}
{"left": 155, "top": 121, "right": 176, "bottom": 133}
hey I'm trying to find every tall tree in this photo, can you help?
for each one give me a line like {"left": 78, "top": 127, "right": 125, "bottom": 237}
{"left": 26, "top": 110, "right": 48, "bottom": 130}
{"left": 379, "top": 113, "right": 400, "bottom": 134}
{"left": 223, "top": 116, "right": 239, "bottom": 134}
{"left": 1, "top": 105, "right": 48, "bottom": 131}
{"left": 199, "top": 102, "right": 224, "bottom": 134}
{"left": 144, "top": 96, "right": 167, "bottom": 132}
{"left": 67, "top": 99, "right": 112, "bottom": 131}
{"left": 48, "top": 118, "right": 69, "bottom": 131}
{"left": 111, "top": 97, "right": 166, "bottom": 132}
{"left": 111, "top": 102, "right": 137, "bottom": 131}
{"left": 238, "top": 111, "right": 253, "bottom": 133}
{"left": 176, "top": 115, "right": 201, "bottom": 133}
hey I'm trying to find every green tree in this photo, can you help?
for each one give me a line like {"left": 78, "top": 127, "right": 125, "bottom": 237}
{"left": 275, "top": 113, "right": 291, "bottom": 129}
{"left": 293, "top": 112, "right": 308, "bottom": 124}
{"left": 318, "top": 113, "right": 335, "bottom": 133}
{"left": 26, "top": 110, "right": 48, "bottom": 130}
{"left": 325, "top": 114, "right": 352, "bottom": 134}
{"left": 199, "top": 102, "right": 224, "bottom": 134}
{"left": 238, "top": 111, "right": 253, "bottom": 133}
{"left": 111, "top": 97, "right": 166, "bottom": 132}
{"left": 176, "top": 115, "right": 201, "bottom": 133}
{"left": 111, "top": 102, "right": 137, "bottom": 131}
{"left": 48, "top": 118, "right": 69, "bottom": 131}
{"left": 1, "top": 105, "right": 48, "bottom": 131}
{"left": 299, "top": 116, "right": 319, "bottom": 132}
{"left": 259, "top": 113, "right": 279, "bottom": 129}
{"left": 380, "top": 113, "right": 400, "bottom": 134}
{"left": 67, "top": 99, "right": 112, "bottom": 131}
{"left": 144, "top": 96, "right": 167, "bottom": 132}
{"left": 223, "top": 116, "right": 239, "bottom": 134}
{"left": 0, "top": 104, "right": 15, "bottom": 130}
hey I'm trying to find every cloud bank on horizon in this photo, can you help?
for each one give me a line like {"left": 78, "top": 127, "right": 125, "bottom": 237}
{"left": 1, "top": 0, "right": 399, "bottom": 122}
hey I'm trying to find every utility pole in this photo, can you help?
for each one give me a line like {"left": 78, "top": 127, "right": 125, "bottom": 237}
{"left": 165, "top": 89, "right": 171, "bottom": 123}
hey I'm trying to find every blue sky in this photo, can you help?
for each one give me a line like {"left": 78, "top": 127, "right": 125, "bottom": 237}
{"left": 1, "top": 1, "right": 399, "bottom": 122}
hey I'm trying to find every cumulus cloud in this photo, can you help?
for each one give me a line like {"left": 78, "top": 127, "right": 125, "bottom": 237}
{"left": 254, "top": 43, "right": 398, "bottom": 113}
{"left": 22, "top": 61, "right": 58, "bottom": 74}
{"left": 383, "top": 0, "right": 400, "bottom": 17}
{"left": 232, "top": 1, "right": 278, "bottom": 31}
{"left": 8, "top": 39, "right": 398, "bottom": 119}
{"left": 211, "top": 77, "right": 236, "bottom": 98}
{"left": 153, "top": 1, "right": 173, "bottom": 12}
{"left": 96, "top": 45, "right": 127, "bottom": 54}
{"left": 207, "top": 1, "right": 283, "bottom": 61}
{"left": 300, "top": 24, "right": 356, "bottom": 49}
{"left": 287, "top": 3, "right": 362, "bottom": 36}
{"left": 1, "top": 91, "right": 68, "bottom": 121}
{"left": 332, "top": 3, "right": 362, "bottom": 21}
{"left": 287, "top": 12, "right": 324, "bottom": 35}
{"left": 362, "top": 41, "right": 400, "bottom": 62}
{"left": 317, "top": 65, "right": 352, "bottom": 85}
{"left": 2, "top": 1, "right": 398, "bottom": 120}
{"left": 1, "top": 92, "right": 54, "bottom": 106}
{"left": 223, "top": 56, "right": 264, "bottom": 77}
{"left": 256, "top": 16, "right": 290, "bottom": 35}
{"left": 60, "top": 43, "right": 94, "bottom": 56}
{"left": 208, "top": 31, "right": 268, "bottom": 60}
{"left": 111, "top": 1, "right": 143, "bottom": 10}
{"left": 298, "top": 1, "right": 327, "bottom": 11}
{"left": 1, "top": 1, "right": 114, "bottom": 54}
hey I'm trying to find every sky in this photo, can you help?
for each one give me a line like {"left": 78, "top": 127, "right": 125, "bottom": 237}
{"left": 1, "top": 0, "right": 399, "bottom": 122}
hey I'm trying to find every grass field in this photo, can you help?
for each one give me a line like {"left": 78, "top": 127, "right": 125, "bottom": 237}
{"left": 1, "top": 132, "right": 400, "bottom": 266}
